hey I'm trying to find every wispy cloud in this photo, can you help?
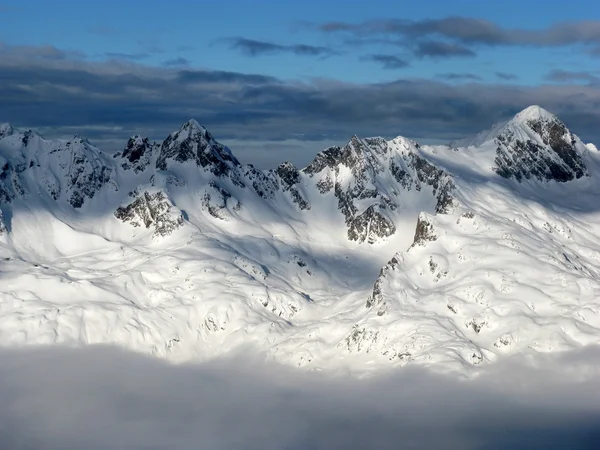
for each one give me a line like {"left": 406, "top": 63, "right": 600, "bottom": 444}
{"left": 546, "top": 69, "right": 599, "bottom": 83}
{"left": 162, "top": 57, "right": 191, "bottom": 67}
{"left": 495, "top": 72, "right": 518, "bottom": 81}
{"left": 362, "top": 54, "right": 410, "bottom": 69}
{"left": 437, "top": 72, "right": 482, "bottom": 81}
{"left": 224, "top": 37, "right": 338, "bottom": 58}
{"left": 103, "top": 52, "right": 149, "bottom": 61}
{"left": 413, "top": 40, "right": 476, "bottom": 58}
{"left": 317, "top": 17, "right": 600, "bottom": 48}
{"left": 316, "top": 17, "right": 600, "bottom": 67}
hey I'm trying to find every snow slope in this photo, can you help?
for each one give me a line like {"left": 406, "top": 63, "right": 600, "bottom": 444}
{"left": 0, "top": 105, "right": 599, "bottom": 375}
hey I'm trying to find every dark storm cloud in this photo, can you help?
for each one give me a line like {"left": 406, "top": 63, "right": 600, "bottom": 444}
{"left": 362, "top": 54, "right": 410, "bottom": 69}
{"left": 224, "top": 37, "right": 337, "bottom": 58}
{"left": 317, "top": 17, "right": 600, "bottom": 47}
{"left": 495, "top": 71, "right": 518, "bottom": 80}
{"left": 0, "top": 345, "right": 599, "bottom": 450}
{"left": 1, "top": 41, "right": 600, "bottom": 165}
{"left": 413, "top": 40, "right": 476, "bottom": 58}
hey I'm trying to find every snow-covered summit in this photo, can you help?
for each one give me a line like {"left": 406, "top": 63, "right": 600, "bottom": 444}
{"left": 0, "top": 127, "right": 114, "bottom": 208}
{"left": 493, "top": 106, "right": 588, "bottom": 182}
{"left": 454, "top": 106, "right": 561, "bottom": 148}
{"left": 450, "top": 106, "right": 589, "bottom": 183}
{"left": 511, "top": 104, "right": 557, "bottom": 123}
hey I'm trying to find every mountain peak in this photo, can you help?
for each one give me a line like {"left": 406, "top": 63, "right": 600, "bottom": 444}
{"left": 180, "top": 119, "right": 207, "bottom": 133}
{"left": 0, "top": 123, "right": 14, "bottom": 138}
{"left": 512, "top": 105, "right": 557, "bottom": 124}
{"left": 173, "top": 119, "right": 218, "bottom": 145}
{"left": 156, "top": 120, "right": 240, "bottom": 174}
{"left": 493, "top": 106, "right": 587, "bottom": 182}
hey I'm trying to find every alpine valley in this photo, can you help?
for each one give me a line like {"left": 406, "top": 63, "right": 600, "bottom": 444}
{"left": 1, "top": 105, "right": 599, "bottom": 375}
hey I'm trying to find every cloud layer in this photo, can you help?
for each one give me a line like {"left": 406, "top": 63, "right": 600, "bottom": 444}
{"left": 1, "top": 41, "right": 600, "bottom": 168}
{"left": 319, "top": 17, "right": 600, "bottom": 48}
{"left": 0, "top": 345, "right": 599, "bottom": 450}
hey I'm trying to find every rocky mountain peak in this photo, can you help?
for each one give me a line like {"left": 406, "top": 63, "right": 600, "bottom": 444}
{"left": 0, "top": 123, "right": 14, "bottom": 139}
{"left": 118, "top": 135, "right": 156, "bottom": 173}
{"left": 156, "top": 120, "right": 240, "bottom": 177}
{"left": 493, "top": 106, "right": 588, "bottom": 183}
{"left": 303, "top": 135, "right": 388, "bottom": 177}
{"left": 451, "top": 106, "right": 560, "bottom": 149}
{"left": 180, "top": 118, "right": 204, "bottom": 132}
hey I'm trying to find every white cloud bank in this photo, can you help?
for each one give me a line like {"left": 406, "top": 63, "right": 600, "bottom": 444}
{"left": 0, "top": 345, "right": 599, "bottom": 450}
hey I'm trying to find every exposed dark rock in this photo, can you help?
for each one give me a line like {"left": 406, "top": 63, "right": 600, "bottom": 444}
{"left": 493, "top": 116, "right": 587, "bottom": 182}
{"left": 156, "top": 120, "right": 242, "bottom": 183}
{"left": 366, "top": 254, "right": 401, "bottom": 312}
{"left": 402, "top": 153, "right": 455, "bottom": 213}
{"left": 0, "top": 162, "right": 16, "bottom": 204}
{"left": 0, "top": 124, "right": 14, "bottom": 139}
{"left": 303, "top": 134, "right": 454, "bottom": 243}
{"left": 276, "top": 161, "right": 301, "bottom": 186}
{"left": 276, "top": 162, "right": 310, "bottom": 210}
{"left": 467, "top": 319, "right": 486, "bottom": 334}
{"left": 411, "top": 214, "right": 438, "bottom": 247}
{"left": 202, "top": 181, "right": 233, "bottom": 220}
{"left": 348, "top": 205, "right": 396, "bottom": 243}
{"left": 0, "top": 208, "right": 6, "bottom": 234}
{"left": 342, "top": 325, "right": 380, "bottom": 353}
{"left": 119, "top": 136, "right": 156, "bottom": 173}
{"left": 316, "top": 176, "right": 333, "bottom": 193}
{"left": 21, "top": 130, "right": 33, "bottom": 146}
{"left": 244, "top": 165, "right": 277, "bottom": 200}
{"left": 48, "top": 138, "right": 113, "bottom": 208}
{"left": 115, "top": 191, "right": 183, "bottom": 236}
{"left": 303, "top": 146, "right": 344, "bottom": 175}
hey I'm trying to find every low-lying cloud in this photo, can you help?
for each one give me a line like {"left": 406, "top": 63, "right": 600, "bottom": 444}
{"left": 0, "top": 345, "right": 599, "bottom": 450}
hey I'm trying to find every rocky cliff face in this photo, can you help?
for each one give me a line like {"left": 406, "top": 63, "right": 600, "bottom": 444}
{"left": 0, "top": 128, "right": 115, "bottom": 208}
{"left": 116, "top": 136, "right": 157, "bottom": 174}
{"left": 156, "top": 120, "right": 241, "bottom": 180}
{"left": 493, "top": 106, "right": 588, "bottom": 182}
{"left": 115, "top": 190, "right": 183, "bottom": 237}
{"left": 304, "top": 135, "right": 454, "bottom": 243}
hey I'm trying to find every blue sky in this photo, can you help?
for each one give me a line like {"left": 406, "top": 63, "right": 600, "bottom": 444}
{"left": 2, "top": 0, "right": 598, "bottom": 84}
{"left": 1, "top": 0, "right": 600, "bottom": 166}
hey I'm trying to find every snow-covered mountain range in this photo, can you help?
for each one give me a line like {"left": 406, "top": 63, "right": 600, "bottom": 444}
{"left": 1, "top": 105, "right": 599, "bottom": 374}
